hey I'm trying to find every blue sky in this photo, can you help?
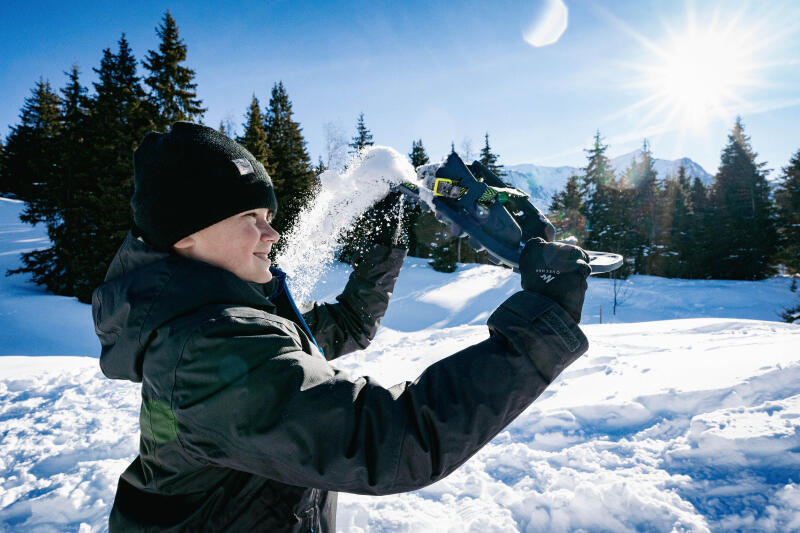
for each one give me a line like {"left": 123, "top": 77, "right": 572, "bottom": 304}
{"left": 1, "top": 0, "right": 799, "bottom": 175}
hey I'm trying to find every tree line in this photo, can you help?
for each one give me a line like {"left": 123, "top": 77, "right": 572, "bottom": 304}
{"left": 549, "top": 125, "right": 799, "bottom": 285}
{"left": 1, "top": 11, "right": 797, "bottom": 319}
{"left": 0, "top": 12, "right": 319, "bottom": 302}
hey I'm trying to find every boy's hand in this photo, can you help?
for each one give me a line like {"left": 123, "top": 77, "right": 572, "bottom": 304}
{"left": 519, "top": 237, "right": 591, "bottom": 323}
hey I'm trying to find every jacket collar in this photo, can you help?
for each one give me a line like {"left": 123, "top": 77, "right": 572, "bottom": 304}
{"left": 93, "top": 232, "right": 278, "bottom": 382}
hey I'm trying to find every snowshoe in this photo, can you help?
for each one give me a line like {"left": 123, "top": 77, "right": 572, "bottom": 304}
{"left": 394, "top": 152, "right": 623, "bottom": 274}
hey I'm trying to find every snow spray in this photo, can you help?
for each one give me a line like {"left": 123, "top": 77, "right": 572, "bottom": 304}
{"left": 275, "top": 146, "right": 419, "bottom": 304}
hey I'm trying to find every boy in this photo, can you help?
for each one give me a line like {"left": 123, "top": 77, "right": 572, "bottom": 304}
{"left": 93, "top": 122, "right": 591, "bottom": 531}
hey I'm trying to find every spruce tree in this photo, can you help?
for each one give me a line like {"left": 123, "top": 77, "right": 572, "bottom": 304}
{"left": 143, "top": 10, "right": 206, "bottom": 129}
{"left": 405, "top": 139, "right": 430, "bottom": 256}
{"left": 1, "top": 79, "right": 61, "bottom": 203}
{"left": 683, "top": 177, "right": 711, "bottom": 278}
{"left": 409, "top": 139, "right": 429, "bottom": 167}
{"left": 71, "top": 35, "right": 153, "bottom": 302}
{"left": 349, "top": 112, "right": 374, "bottom": 154}
{"left": 51, "top": 65, "right": 91, "bottom": 294}
{"left": 580, "top": 131, "right": 615, "bottom": 198}
{"left": 479, "top": 133, "right": 504, "bottom": 176}
{"left": 659, "top": 166, "right": 692, "bottom": 277}
{"left": 3, "top": 79, "right": 63, "bottom": 291}
{"left": 627, "top": 140, "right": 659, "bottom": 274}
{"left": 429, "top": 233, "right": 459, "bottom": 272}
{"left": 549, "top": 175, "right": 586, "bottom": 242}
{"left": 774, "top": 149, "right": 800, "bottom": 274}
{"left": 581, "top": 132, "right": 632, "bottom": 276}
{"left": 708, "top": 117, "right": 777, "bottom": 280}
{"left": 263, "top": 81, "right": 317, "bottom": 245}
{"left": 236, "top": 95, "right": 270, "bottom": 169}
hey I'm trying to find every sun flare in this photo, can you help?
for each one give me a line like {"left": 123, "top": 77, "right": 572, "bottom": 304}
{"left": 622, "top": 6, "right": 773, "bottom": 134}
{"left": 647, "top": 26, "right": 756, "bottom": 130}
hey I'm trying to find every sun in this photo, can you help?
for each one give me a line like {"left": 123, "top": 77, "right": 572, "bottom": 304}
{"left": 647, "top": 24, "right": 757, "bottom": 130}
{"left": 624, "top": 6, "right": 770, "bottom": 134}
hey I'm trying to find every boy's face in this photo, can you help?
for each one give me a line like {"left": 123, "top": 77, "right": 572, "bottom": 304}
{"left": 172, "top": 208, "right": 280, "bottom": 284}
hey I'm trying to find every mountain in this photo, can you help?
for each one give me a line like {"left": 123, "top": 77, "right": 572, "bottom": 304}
{"left": 499, "top": 150, "right": 713, "bottom": 210}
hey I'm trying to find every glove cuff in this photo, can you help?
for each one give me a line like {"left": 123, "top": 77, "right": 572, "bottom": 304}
{"left": 487, "top": 291, "right": 588, "bottom": 383}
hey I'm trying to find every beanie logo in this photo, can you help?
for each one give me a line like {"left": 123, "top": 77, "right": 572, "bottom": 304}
{"left": 231, "top": 158, "right": 255, "bottom": 176}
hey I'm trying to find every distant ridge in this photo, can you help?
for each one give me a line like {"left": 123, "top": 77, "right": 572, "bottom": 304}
{"left": 499, "top": 150, "right": 713, "bottom": 210}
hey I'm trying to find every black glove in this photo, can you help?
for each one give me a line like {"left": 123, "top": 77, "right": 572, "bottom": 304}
{"left": 519, "top": 237, "right": 591, "bottom": 323}
{"left": 364, "top": 191, "right": 408, "bottom": 249}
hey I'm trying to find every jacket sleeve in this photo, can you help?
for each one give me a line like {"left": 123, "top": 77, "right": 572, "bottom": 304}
{"left": 301, "top": 244, "right": 406, "bottom": 360}
{"left": 172, "top": 290, "right": 588, "bottom": 496}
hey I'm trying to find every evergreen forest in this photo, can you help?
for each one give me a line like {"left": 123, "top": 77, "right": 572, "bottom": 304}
{"left": 1, "top": 12, "right": 799, "bottom": 321}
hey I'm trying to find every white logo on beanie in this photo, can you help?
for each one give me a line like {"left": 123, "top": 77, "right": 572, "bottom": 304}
{"left": 231, "top": 158, "right": 255, "bottom": 176}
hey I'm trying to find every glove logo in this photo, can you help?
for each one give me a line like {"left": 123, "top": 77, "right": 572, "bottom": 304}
{"left": 540, "top": 273, "right": 556, "bottom": 284}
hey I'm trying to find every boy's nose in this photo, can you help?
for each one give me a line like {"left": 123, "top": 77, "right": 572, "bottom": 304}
{"left": 261, "top": 223, "right": 280, "bottom": 243}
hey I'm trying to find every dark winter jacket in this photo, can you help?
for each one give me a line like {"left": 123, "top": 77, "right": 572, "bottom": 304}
{"left": 93, "top": 232, "right": 589, "bottom": 532}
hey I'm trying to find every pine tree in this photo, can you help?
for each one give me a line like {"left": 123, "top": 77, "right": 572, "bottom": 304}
{"left": 774, "top": 149, "right": 800, "bottom": 274}
{"left": 627, "top": 140, "right": 659, "bottom": 274}
{"left": 143, "top": 10, "right": 205, "bottom": 129}
{"left": 409, "top": 139, "right": 429, "bottom": 168}
{"left": 429, "top": 234, "right": 459, "bottom": 272}
{"left": 6, "top": 68, "right": 95, "bottom": 296}
{"left": 70, "top": 35, "right": 154, "bottom": 302}
{"left": 349, "top": 112, "right": 374, "bottom": 154}
{"left": 236, "top": 95, "right": 270, "bottom": 169}
{"left": 659, "top": 165, "right": 692, "bottom": 277}
{"left": 681, "top": 177, "right": 712, "bottom": 278}
{"left": 0, "top": 79, "right": 61, "bottom": 203}
{"left": 479, "top": 133, "right": 504, "bottom": 176}
{"left": 580, "top": 131, "right": 615, "bottom": 197}
{"left": 263, "top": 81, "right": 317, "bottom": 245}
{"left": 548, "top": 175, "right": 586, "bottom": 242}
{"left": 3, "top": 79, "right": 63, "bottom": 291}
{"left": 405, "top": 139, "right": 430, "bottom": 256}
{"left": 50, "top": 64, "right": 91, "bottom": 294}
{"left": 708, "top": 117, "right": 777, "bottom": 280}
{"left": 581, "top": 131, "right": 632, "bottom": 276}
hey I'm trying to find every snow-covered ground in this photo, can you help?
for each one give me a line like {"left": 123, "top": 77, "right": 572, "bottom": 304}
{"left": 1, "top": 196, "right": 799, "bottom": 532}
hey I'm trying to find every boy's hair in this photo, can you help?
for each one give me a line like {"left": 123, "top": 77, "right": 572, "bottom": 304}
{"left": 131, "top": 122, "right": 277, "bottom": 251}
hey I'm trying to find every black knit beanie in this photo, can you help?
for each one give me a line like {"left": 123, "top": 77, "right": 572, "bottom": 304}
{"left": 131, "top": 122, "right": 278, "bottom": 251}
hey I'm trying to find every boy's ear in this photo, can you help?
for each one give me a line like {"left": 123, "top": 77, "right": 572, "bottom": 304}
{"left": 172, "top": 235, "right": 196, "bottom": 250}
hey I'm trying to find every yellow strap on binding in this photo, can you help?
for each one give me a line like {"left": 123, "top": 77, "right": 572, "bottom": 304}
{"left": 433, "top": 177, "right": 454, "bottom": 197}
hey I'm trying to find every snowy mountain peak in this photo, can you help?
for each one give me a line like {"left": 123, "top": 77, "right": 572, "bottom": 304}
{"left": 609, "top": 150, "right": 713, "bottom": 184}
{"left": 503, "top": 151, "right": 713, "bottom": 209}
